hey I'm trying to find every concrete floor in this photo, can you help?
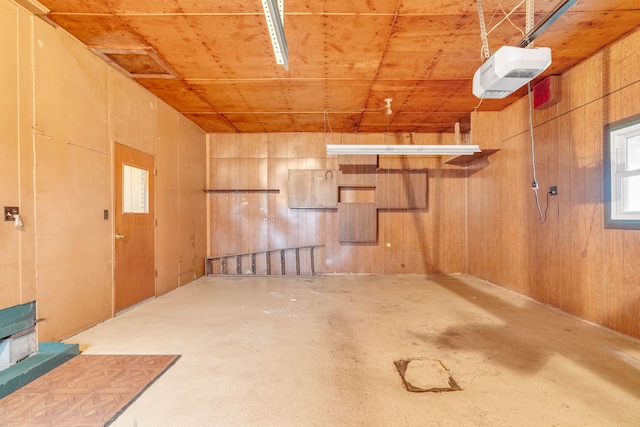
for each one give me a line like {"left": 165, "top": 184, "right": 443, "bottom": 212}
{"left": 67, "top": 274, "right": 640, "bottom": 426}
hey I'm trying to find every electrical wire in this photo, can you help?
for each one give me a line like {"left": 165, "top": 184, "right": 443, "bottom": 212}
{"left": 486, "top": 0, "right": 527, "bottom": 38}
{"left": 323, "top": 104, "right": 389, "bottom": 135}
{"left": 474, "top": 96, "right": 485, "bottom": 111}
{"left": 324, "top": 109, "right": 334, "bottom": 133}
{"left": 502, "top": 0, "right": 527, "bottom": 35}
{"left": 527, "top": 81, "right": 550, "bottom": 224}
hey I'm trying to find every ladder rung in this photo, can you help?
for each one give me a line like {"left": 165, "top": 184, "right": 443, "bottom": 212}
{"left": 266, "top": 252, "right": 271, "bottom": 275}
{"left": 251, "top": 253, "right": 256, "bottom": 275}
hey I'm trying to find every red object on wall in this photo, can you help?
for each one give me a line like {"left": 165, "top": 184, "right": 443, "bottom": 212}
{"left": 534, "top": 75, "right": 561, "bottom": 110}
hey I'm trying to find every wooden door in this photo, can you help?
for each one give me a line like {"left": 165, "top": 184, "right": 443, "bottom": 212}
{"left": 114, "top": 143, "right": 155, "bottom": 312}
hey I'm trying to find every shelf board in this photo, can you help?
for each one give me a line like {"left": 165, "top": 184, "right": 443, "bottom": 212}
{"left": 444, "top": 149, "right": 500, "bottom": 166}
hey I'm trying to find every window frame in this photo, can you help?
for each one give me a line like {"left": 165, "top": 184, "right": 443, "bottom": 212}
{"left": 604, "top": 114, "right": 640, "bottom": 230}
{"left": 122, "top": 163, "right": 150, "bottom": 214}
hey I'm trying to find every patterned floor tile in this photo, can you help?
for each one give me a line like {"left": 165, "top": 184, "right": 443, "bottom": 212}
{"left": 0, "top": 354, "right": 179, "bottom": 427}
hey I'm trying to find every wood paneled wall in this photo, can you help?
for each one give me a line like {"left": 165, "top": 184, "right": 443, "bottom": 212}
{"left": 468, "top": 28, "right": 640, "bottom": 338}
{"left": 208, "top": 133, "right": 467, "bottom": 274}
{"left": 0, "top": 2, "right": 207, "bottom": 341}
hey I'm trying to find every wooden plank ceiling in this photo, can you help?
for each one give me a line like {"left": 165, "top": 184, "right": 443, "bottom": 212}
{"left": 37, "top": 0, "right": 640, "bottom": 133}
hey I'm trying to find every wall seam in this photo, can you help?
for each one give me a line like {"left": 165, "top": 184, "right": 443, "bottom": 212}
{"left": 28, "top": 11, "right": 38, "bottom": 322}
{"left": 15, "top": 6, "right": 23, "bottom": 303}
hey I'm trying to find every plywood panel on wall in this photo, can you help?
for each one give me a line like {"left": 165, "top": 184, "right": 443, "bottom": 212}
{"left": 376, "top": 169, "right": 428, "bottom": 209}
{"left": 288, "top": 169, "right": 338, "bottom": 208}
{"left": 155, "top": 102, "right": 180, "bottom": 295}
{"left": 0, "top": 1, "right": 22, "bottom": 309}
{"left": 1, "top": 1, "right": 208, "bottom": 342}
{"left": 110, "top": 72, "right": 157, "bottom": 154}
{"left": 179, "top": 117, "right": 207, "bottom": 285}
{"left": 209, "top": 132, "right": 467, "bottom": 275}
{"left": 338, "top": 203, "right": 377, "bottom": 243}
{"left": 34, "top": 18, "right": 112, "bottom": 341}
{"left": 527, "top": 118, "right": 561, "bottom": 308}
{"left": 110, "top": 68, "right": 206, "bottom": 292}
{"left": 467, "top": 27, "right": 640, "bottom": 339}
{"left": 338, "top": 155, "right": 377, "bottom": 187}
{"left": 17, "top": 8, "right": 37, "bottom": 306}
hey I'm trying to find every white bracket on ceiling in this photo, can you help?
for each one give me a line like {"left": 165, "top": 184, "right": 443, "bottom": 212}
{"left": 261, "top": 0, "right": 289, "bottom": 70}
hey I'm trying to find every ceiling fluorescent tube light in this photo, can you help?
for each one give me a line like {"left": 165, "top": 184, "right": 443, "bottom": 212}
{"left": 261, "top": 0, "right": 289, "bottom": 70}
{"left": 473, "top": 46, "right": 551, "bottom": 99}
{"left": 326, "top": 145, "right": 481, "bottom": 156}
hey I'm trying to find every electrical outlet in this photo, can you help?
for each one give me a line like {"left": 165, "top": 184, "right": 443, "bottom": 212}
{"left": 549, "top": 186, "right": 558, "bottom": 195}
{"left": 4, "top": 206, "right": 19, "bottom": 221}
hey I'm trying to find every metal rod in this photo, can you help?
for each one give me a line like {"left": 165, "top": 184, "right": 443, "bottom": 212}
{"left": 310, "top": 246, "right": 316, "bottom": 276}
{"left": 266, "top": 251, "right": 271, "bottom": 275}
{"left": 516, "top": 0, "right": 579, "bottom": 48}
{"left": 251, "top": 253, "right": 256, "bottom": 275}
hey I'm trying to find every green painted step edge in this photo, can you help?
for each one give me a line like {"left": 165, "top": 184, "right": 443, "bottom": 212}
{"left": 0, "top": 301, "right": 36, "bottom": 339}
{"left": 0, "top": 342, "right": 79, "bottom": 399}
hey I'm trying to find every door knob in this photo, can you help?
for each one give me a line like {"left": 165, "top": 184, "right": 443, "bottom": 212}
{"left": 115, "top": 234, "right": 125, "bottom": 239}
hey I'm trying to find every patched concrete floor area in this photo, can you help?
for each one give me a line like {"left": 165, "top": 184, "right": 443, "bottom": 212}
{"left": 67, "top": 275, "right": 640, "bottom": 426}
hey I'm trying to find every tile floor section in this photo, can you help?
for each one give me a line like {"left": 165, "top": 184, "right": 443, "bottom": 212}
{"left": 0, "top": 354, "right": 179, "bottom": 426}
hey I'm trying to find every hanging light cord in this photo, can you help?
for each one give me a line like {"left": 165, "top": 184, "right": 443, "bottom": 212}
{"left": 323, "top": 104, "right": 389, "bottom": 135}
{"left": 527, "top": 82, "right": 550, "bottom": 223}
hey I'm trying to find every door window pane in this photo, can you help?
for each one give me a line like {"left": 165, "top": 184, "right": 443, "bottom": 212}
{"left": 123, "top": 164, "right": 149, "bottom": 213}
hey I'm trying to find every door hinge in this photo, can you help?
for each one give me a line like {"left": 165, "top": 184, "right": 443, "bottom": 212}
{"left": 154, "top": 168, "right": 157, "bottom": 176}
{"left": 154, "top": 219, "right": 157, "bottom": 226}
{"left": 155, "top": 270, "right": 158, "bottom": 278}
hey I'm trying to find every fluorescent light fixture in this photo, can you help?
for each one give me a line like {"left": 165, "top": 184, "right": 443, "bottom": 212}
{"left": 261, "top": 0, "right": 289, "bottom": 70}
{"left": 326, "top": 144, "right": 481, "bottom": 156}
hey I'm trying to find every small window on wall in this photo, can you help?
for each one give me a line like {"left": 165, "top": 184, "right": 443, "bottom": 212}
{"left": 123, "top": 164, "right": 149, "bottom": 214}
{"left": 604, "top": 115, "right": 640, "bottom": 229}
